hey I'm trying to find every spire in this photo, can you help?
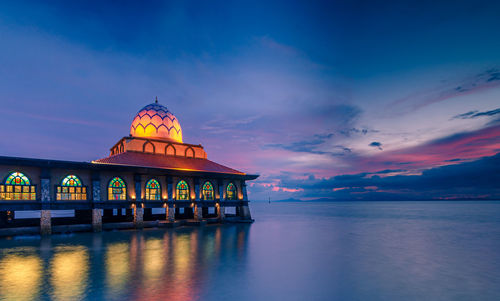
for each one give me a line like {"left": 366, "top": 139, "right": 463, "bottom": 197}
{"left": 155, "top": 96, "right": 158, "bottom": 104}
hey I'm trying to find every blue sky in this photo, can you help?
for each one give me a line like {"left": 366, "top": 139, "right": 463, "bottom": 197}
{"left": 0, "top": 0, "right": 499, "bottom": 200}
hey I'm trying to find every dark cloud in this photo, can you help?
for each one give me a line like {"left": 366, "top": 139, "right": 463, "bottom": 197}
{"left": 452, "top": 108, "right": 500, "bottom": 120}
{"left": 369, "top": 141, "right": 383, "bottom": 150}
{"left": 268, "top": 152, "right": 500, "bottom": 200}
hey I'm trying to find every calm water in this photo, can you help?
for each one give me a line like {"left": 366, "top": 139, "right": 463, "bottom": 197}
{"left": 0, "top": 201, "right": 499, "bottom": 301}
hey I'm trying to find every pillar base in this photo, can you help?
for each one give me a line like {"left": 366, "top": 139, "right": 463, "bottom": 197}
{"left": 218, "top": 204, "right": 225, "bottom": 221}
{"left": 167, "top": 205, "right": 175, "bottom": 222}
{"left": 134, "top": 207, "right": 144, "bottom": 228}
{"left": 239, "top": 205, "right": 252, "bottom": 220}
{"left": 194, "top": 204, "right": 203, "bottom": 221}
{"left": 92, "top": 209, "right": 102, "bottom": 232}
{"left": 40, "top": 210, "right": 51, "bottom": 235}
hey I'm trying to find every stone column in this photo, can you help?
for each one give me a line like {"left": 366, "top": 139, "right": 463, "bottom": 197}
{"left": 194, "top": 178, "right": 203, "bottom": 221}
{"left": 92, "top": 179, "right": 102, "bottom": 232}
{"left": 40, "top": 178, "right": 51, "bottom": 235}
{"left": 167, "top": 204, "right": 175, "bottom": 222}
{"left": 167, "top": 177, "right": 175, "bottom": 222}
{"left": 239, "top": 180, "right": 252, "bottom": 220}
{"left": 167, "top": 177, "right": 173, "bottom": 202}
{"left": 134, "top": 175, "right": 143, "bottom": 228}
{"left": 92, "top": 209, "right": 102, "bottom": 232}
{"left": 134, "top": 206, "right": 144, "bottom": 228}
{"left": 218, "top": 181, "right": 225, "bottom": 221}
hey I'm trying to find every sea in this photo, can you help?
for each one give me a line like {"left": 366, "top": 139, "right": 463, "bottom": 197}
{"left": 0, "top": 201, "right": 499, "bottom": 301}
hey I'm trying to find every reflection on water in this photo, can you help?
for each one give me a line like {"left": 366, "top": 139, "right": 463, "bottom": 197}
{"left": 50, "top": 246, "right": 89, "bottom": 301}
{"left": 0, "top": 225, "right": 250, "bottom": 301}
{"left": 105, "top": 243, "right": 130, "bottom": 298}
{"left": 1, "top": 202, "right": 499, "bottom": 301}
{"left": 0, "top": 252, "right": 42, "bottom": 301}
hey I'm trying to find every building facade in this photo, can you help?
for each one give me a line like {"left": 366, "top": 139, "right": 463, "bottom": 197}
{"left": 0, "top": 100, "right": 258, "bottom": 235}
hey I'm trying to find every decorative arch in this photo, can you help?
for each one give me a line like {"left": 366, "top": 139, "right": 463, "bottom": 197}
{"left": 176, "top": 180, "right": 189, "bottom": 201}
{"left": 57, "top": 175, "right": 87, "bottom": 200}
{"left": 165, "top": 143, "right": 176, "bottom": 156}
{"left": 119, "top": 143, "right": 124, "bottom": 153}
{"left": 143, "top": 140, "right": 155, "bottom": 153}
{"left": 226, "top": 182, "right": 237, "bottom": 200}
{"left": 202, "top": 181, "right": 214, "bottom": 200}
{"left": 108, "top": 177, "right": 127, "bottom": 200}
{"left": 145, "top": 179, "right": 161, "bottom": 200}
{"left": 185, "top": 147, "right": 195, "bottom": 158}
{"left": 0, "top": 172, "right": 36, "bottom": 200}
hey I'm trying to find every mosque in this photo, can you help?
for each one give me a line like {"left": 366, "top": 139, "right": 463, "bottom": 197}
{"left": 0, "top": 99, "right": 258, "bottom": 235}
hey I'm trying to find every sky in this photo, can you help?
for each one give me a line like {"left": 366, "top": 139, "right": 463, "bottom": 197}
{"left": 0, "top": 0, "right": 499, "bottom": 201}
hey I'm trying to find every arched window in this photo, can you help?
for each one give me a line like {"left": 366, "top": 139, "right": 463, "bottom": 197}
{"left": 108, "top": 177, "right": 127, "bottom": 200}
{"left": 145, "top": 179, "right": 161, "bottom": 200}
{"left": 176, "top": 180, "right": 189, "bottom": 200}
{"left": 202, "top": 181, "right": 214, "bottom": 200}
{"left": 185, "top": 147, "right": 195, "bottom": 158}
{"left": 226, "top": 183, "right": 237, "bottom": 200}
{"left": 57, "top": 175, "right": 87, "bottom": 200}
{"left": 0, "top": 172, "right": 36, "bottom": 200}
{"left": 165, "top": 144, "right": 176, "bottom": 156}
{"left": 143, "top": 141, "right": 155, "bottom": 153}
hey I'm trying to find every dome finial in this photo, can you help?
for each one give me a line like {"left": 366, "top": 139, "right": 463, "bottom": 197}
{"left": 155, "top": 96, "right": 158, "bottom": 104}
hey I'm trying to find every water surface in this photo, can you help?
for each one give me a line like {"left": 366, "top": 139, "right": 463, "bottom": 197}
{"left": 0, "top": 201, "right": 499, "bottom": 300}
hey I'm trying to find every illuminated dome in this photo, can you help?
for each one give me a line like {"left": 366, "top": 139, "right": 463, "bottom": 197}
{"left": 130, "top": 101, "right": 183, "bottom": 143}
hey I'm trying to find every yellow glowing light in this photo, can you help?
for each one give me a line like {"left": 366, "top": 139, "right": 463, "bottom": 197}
{"left": 143, "top": 239, "right": 165, "bottom": 282}
{"left": 50, "top": 246, "right": 89, "bottom": 301}
{"left": 0, "top": 254, "right": 42, "bottom": 301}
{"left": 105, "top": 243, "right": 130, "bottom": 297}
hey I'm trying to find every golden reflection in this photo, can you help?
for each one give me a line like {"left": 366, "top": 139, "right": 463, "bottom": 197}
{"left": 105, "top": 243, "right": 130, "bottom": 296}
{"left": 0, "top": 254, "right": 42, "bottom": 301}
{"left": 173, "top": 234, "right": 191, "bottom": 282}
{"left": 50, "top": 246, "right": 89, "bottom": 301}
{"left": 143, "top": 239, "right": 166, "bottom": 281}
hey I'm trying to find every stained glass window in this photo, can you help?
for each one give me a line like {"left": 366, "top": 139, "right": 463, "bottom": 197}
{"left": 202, "top": 181, "right": 214, "bottom": 200}
{"left": 108, "top": 177, "right": 127, "bottom": 200}
{"left": 176, "top": 180, "right": 189, "bottom": 200}
{"left": 57, "top": 175, "right": 86, "bottom": 200}
{"left": 0, "top": 172, "right": 36, "bottom": 200}
{"left": 226, "top": 183, "right": 237, "bottom": 200}
{"left": 145, "top": 179, "right": 161, "bottom": 200}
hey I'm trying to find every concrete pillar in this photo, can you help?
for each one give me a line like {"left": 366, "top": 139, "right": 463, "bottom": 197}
{"left": 134, "top": 174, "right": 143, "bottom": 228}
{"left": 40, "top": 178, "right": 51, "bottom": 235}
{"left": 92, "top": 179, "right": 101, "bottom": 202}
{"left": 241, "top": 180, "right": 248, "bottom": 201}
{"left": 239, "top": 205, "right": 252, "bottom": 220}
{"left": 194, "top": 179, "right": 203, "bottom": 221}
{"left": 167, "top": 177, "right": 173, "bottom": 201}
{"left": 167, "top": 204, "right": 175, "bottom": 222}
{"left": 239, "top": 180, "right": 252, "bottom": 220}
{"left": 40, "top": 210, "right": 51, "bottom": 235}
{"left": 217, "top": 203, "right": 225, "bottom": 221}
{"left": 134, "top": 207, "right": 144, "bottom": 228}
{"left": 91, "top": 179, "right": 103, "bottom": 232}
{"left": 218, "top": 182, "right": 225, "bottom": 221}
{"left": 92, "top": 209, "right": 102, "bottom": 232}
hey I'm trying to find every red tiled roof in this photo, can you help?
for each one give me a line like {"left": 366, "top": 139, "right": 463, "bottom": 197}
{"left": 92, "top": 151, "right": 245, "bottom": 175}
